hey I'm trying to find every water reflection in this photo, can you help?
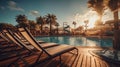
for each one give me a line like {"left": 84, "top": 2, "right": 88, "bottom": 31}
{"left": 36, "top": 36, "right": 112, "bottom": 47}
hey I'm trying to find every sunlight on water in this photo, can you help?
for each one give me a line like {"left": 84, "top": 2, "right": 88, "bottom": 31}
{"left": 36, "top": 36, "right": 113, "bottom": 47}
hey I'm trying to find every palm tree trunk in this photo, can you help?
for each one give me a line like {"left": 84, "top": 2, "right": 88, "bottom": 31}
{"left": 113, "top": 11, "right": 120, "bottom": 50}
{"left": 40, "top": 24, "right": 43, "bottom": 34}
{"left": 57, "top": 26, "right": 58, "bottom": 35}
{"left": 74, "top": 25, "right": 76, "bottom": 35}
{"left": 50, "top": 23, "right": 52, "bottom": 35}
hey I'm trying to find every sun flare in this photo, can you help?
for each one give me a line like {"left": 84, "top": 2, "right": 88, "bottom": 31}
{"left": 87, "top": 14, "right": 99, "bottom": 29}
{"left": 75, "top": 9, "right": 113, "bottom": 29}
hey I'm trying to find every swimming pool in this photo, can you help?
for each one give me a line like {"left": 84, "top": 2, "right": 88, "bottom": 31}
{"left": 36, "top": 36, "right": 113, "bottom": 47}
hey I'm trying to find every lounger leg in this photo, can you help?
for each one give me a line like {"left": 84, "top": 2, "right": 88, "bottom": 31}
{"left": 29, "top": 51, "right": 44, "bottom": 67}
{"left": 59, "top": 55, "right": 62, "bottom": 67}
{"left": 76, "top": 48, "right": 79, "bottom": 55}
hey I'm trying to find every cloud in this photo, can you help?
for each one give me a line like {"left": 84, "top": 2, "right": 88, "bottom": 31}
{"left": 0, "top": 6, "right": 5, "bottom": 10}
{"left": 102, "top": 9, "right": 114, "bottom": 24}
{"left": 74, "top": 10, "right": 100, "bottom": 26}
{"left": 8, "top": 1, "right": 24, "bottom": 12}
{"left": 29, "top": 10, "right": 40, "bottom": 16}
{"left": 74, "top": 8, "right": 115, "bottom": 27}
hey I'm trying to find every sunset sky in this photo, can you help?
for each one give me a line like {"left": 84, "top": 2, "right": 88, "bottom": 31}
{"left": 0, "top": 0, "right": 120, "bottom": 28}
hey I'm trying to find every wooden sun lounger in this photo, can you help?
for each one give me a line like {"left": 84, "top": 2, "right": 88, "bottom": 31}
{"left": 18, "top": 27, "right": 78, "bottom": 66}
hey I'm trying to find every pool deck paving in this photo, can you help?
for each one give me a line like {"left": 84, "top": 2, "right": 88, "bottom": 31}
{"left": 0, "top": 45, "right": 120, "bottom": 67}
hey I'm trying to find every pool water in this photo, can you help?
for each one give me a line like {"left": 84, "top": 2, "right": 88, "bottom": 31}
{"left": 36, "top": 36, "right": 113, "bottom": 47}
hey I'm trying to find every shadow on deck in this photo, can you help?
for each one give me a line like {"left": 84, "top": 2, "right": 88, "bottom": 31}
{"left": 0, "top": 46, "right": 120, "bottom": 67}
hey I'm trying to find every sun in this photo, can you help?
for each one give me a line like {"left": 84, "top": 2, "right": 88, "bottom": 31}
{"left": 87, "top": 14, "right": 99, "bottom": 29}
{"left": 74, "top": 10, "right": 100, "bottom": 29}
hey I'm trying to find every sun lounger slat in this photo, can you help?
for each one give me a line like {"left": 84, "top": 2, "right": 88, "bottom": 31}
{"left": 76, "top": 54, "right": 84, "bottom": 67}
{"left": 72, "top": 53, "right": 81, "bottom": 67}
{"left": 91, "top": 56, "right": 96, "bottom": 67}
{"left": 82, "top": 55, "right": 87, "bottom": 67}
{"left": 94, "top": 57, "right": 101, "bottom": 67}
{"left": 86, "top": 56, "right": 91, "bottom": 67}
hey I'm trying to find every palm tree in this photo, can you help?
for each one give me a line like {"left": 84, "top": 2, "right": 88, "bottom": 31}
{"left": 28, "top": 20, "right": 37, "bottom": 36}
{"left": 51, "top": 14, "right": 57, "bottom": 25}
{"left": 72, "top": 21, "right": 77, "bottom": 35}
{"left": 55, "top": 22, "right": 59, "bottom": 35}
{"left": 45, "top": 14, "right": 52, "bottom": 35}
{"left": 36, "top": 16, "right": 46, "bottom": 34}
{"left": 16, "top": 14, "right": 29, "bottom": 28}
{"left": 73, "top": 21, "right": 76, "bottom": 29}
{"left": 45, "top": 14, "right": 57, "bottom": 35}
{"left": 29, "top": 20, "right": 36, "bottom": 30}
